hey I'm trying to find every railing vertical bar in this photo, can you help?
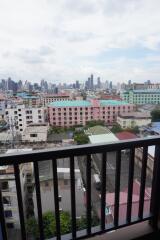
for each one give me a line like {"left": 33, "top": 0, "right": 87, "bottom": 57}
{"left": 0, "top": 186, "right": 8, "bottom": 240}
{"left": 70, "top": 156, "right": 76, "bottom": 239}
{"left": 52, "top": 159, "right": 61, "bottom": 240}
{"left": 86, "top": 154, "right": 91, "bottom": 235}
{"left": 14, "top": 163, "right": 26, "bottom": 240}
{"left": 138, "top": 146, "right": 148, "bottom": 219}
{"left": 34, "top": 161, "right": 44, "bottom": 239}
{"left": 101, "top": 152, "right": 107, "bottom": 231}
{"left": 150, "top": 145, "right": 160, "bottom": 228}
{"left": 114, "top": 150, "right": 121, "bottom": 227}
{"left": 126, "top": 147, "right": 135, "bottom": 223}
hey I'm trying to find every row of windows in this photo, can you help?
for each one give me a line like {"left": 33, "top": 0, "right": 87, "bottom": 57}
{"left": 52, "top": 115, "right": 116, "bottom": 122}
{"left": 51, "top": 106, "right": 129, "bottom": 111}
{"left": 52, "top": 110, "right": 127, "bottom": 117}
{"left": 53, "top": 119, "right": 116, "bottom": 126}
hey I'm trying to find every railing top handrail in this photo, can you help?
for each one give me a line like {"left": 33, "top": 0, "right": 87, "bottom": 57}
{"left": 0, "top": 136, "right": 160, "bottom": 166}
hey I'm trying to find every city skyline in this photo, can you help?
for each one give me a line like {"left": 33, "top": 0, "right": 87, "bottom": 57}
{"left": 1, "top": 0, "right": 160, "bottom": 83}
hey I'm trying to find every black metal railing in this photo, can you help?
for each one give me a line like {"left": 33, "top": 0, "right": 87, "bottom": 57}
{"left": 0, "top": 136, "right": 160, "bottom": 240}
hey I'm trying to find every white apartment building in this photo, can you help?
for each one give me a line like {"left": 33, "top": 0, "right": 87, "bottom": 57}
{"left": 5, "top": 105, "right": 47, "bottom": 134}
{"left": 0, "top": 165, "right": 19, "bottom": 229}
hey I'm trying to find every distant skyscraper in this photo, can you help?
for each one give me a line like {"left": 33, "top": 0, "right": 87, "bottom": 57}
{"left": 109, "top": 81, "right": 112, "bottom": 89}
{"left": 75, "top": 80, "right": 80, "bottom": 89}
{"left": 97, "top": 77, "right": 101, "bottom": 88}
{"left": 90, "top": 74, "right": 94, "bottom": 90}
{"left": 128, "top": 80, "right": 132, "bottom": 85}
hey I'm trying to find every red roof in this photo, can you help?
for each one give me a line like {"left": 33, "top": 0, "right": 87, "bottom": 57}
{"left": 106, "top": 180, "right": 151, "bottom": 222}
{"left": 101, "top": 95, "right": 122, "bottom": 100}
{"left": 115, "top": 131, "right": 137, "bottom": 140}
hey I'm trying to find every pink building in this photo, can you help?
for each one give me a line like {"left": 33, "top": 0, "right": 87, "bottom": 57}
{"left": 48, "top": 99, "right": 134, "bottom": 127}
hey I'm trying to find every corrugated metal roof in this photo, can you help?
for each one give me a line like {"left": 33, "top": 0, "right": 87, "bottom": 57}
{"left": 116, "top": 131, "right": 137, "bottom": 140}
{"left": 89, "top": 133, "right": 118, "bottom": 144}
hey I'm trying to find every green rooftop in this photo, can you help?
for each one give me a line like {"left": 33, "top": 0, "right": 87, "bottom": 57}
{"left": 100, "top": 100, "right": 129, "bottom": 106}
{"left": 48, "top": 100, "right": 92, "bottom": 107}
{"left": 85, "top": 126, "right": 111, "bottom": 135}
{"left": 48, "top": 99, "right": 129, "bottom": 107}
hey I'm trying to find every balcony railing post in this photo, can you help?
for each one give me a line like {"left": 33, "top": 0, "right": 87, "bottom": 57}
{"left": 70, "top": 156, "right": 76, "bottom": 239}
{"left": 52, "top": 159, "right": 61, "bottom": 240}
{"left": 86, "top": 154, "right": 91, "bottom": 235}
{"left": 150, "top": 145, "right": 160, "bottom": 229}
{"left": 101, "top": 152, "right": 107, "bottom": 231}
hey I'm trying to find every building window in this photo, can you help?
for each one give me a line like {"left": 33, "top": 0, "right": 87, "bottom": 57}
{"left": 45, "top": 181, "right": 49, "bottom": 187}
{"left": 30, "top": 134, "right": 37, "bottom": 137}
{"left": 64, "top": 179, "right": 69, "bottom": 185}
{"left": 4, "top": 210, "right": 12, "bottom": 218}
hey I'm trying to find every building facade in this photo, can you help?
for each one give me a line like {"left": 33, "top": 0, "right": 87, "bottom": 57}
{"left": 48, "top": 99, "right": 134, "bottom": 127}
{"left": 5, "top": 105, "right": 47, "bottom": 133}
{"left": 22, "top": 123, "right": 48, "bottom": 142}
{"left": 121, "top": 90, "right": 160, "bottom": 104}
{"left": 0, "top": 165, "right": 19, "bottom": 229}
{"left": 41, "top": 93, "right": 70, "bottom": 106}
{"left": 117, "top": 112, "right": 151, "bottom": 129}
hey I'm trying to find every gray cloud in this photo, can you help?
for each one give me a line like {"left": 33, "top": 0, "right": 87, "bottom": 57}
{"left": 0, "top": 0, "right": 160, "bottom": 83}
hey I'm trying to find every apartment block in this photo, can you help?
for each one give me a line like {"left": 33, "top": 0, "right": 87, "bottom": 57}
{"left": 121, "top": 89, "right": 160, "bottom": 104}
{"left": 0, "top": 165, "right": 19, "bottom": 229}
{"left": 48, "top": 99, "right": 134, "bottom": 127}
{"left": 5, "top": 105, "right": 47, "bottom": 133}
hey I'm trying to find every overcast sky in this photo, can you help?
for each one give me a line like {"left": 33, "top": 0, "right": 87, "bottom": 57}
{"left": 0, "top": 0, "right": 160, "bottom": 84}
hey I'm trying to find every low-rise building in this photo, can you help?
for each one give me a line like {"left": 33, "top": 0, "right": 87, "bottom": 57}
{"left": 33, "top": 159, "right": 85, "bottom": 218}
{"left": 117, "top": 112, "right": 151, "bottom": 129}
{"left": 22, "top": 123, "right": 48, "bottom": 142}
{"left": 115, "top": 131, "right": 137, "bottom": 140}
{"left": 41, "top": 93, "right": 70, "bottom": 106}
{"left": 16, "top": 92, "right": 41, "bottom": 107}
{"left": 106, "top": 180, "right": 151, "bottom": 223}
{"left": 48, "top": 99, "right": 134, "bottom": 127}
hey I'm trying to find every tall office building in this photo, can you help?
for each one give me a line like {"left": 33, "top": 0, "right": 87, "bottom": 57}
{"left": 90, "top": 74, "right": 94, "bottom": 90}
{"left": 109, "top": 81, "right": 112, "bottom": 90}
{"left": 97, "top": 77, "right": 101, "bottom": 89}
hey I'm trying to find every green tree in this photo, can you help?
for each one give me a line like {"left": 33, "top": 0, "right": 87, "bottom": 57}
{"left": 111, "top": 124, "right": 123, "bottom": 133}
{"left": 26, "top": 217, "right": 39, "bottom": 239}
{"left": 60, "top": 211, "right": 71, "bottom": 234}
{"left": 74, "top": 132, "right": 89, "bottom": 144}
{"left": 86, "top": 120, "right": 105, "bottom": 128}
{"left": 76, "top": 214, "right": 99, "bottom": 230}
{"left": 43, "top": 211, "right": 56, "bottom": 239}
{"left": 125, "top": 126, "right": 139, "bottom": 134}
{"left": 151, "top": 109, "right": 160, "bottom": 122}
